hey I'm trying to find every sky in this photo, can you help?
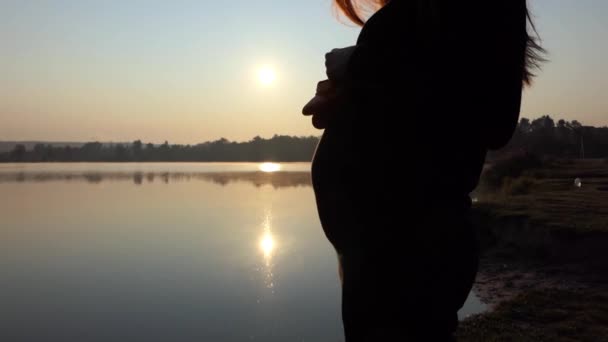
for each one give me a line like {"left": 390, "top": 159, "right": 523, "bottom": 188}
{"left": 1, "top": 0, "right": 607, "bottom": 144}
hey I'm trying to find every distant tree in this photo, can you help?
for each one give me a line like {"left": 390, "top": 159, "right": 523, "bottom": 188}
{"left": 44, "top": 144, "right": 55, "bottom": 161}
{"left": 114, "top": 144, "right": 128, "bottom": 161}
{"left": 132, "top": 140, "right": 143, "bottom": 161}
{"left": 565, "top": 121, "right": 585, "bottom": 159}
{"left": 571, "top": 120, "right": 582, "bottom": 129}
{"left": 81, "top": 142, "right": 103, "bottom": 161}
{"left": 63, "top": 146, "right": 74, "bottom": 161}
{"left": 519, "top": 118, "right": 531, "bottom": 134}
{"left": 531, "top": 115, "right": 555, "bottom": 132}
{"left": 33, "top": 143, "right": 46, "bottom": 161}
{"left": 10, "top": 145, "right": 26, "bottom": 161}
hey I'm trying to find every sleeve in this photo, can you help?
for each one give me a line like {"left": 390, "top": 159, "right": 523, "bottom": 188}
{"left": 343, "top": 43, "right": 410, "bottom": 89}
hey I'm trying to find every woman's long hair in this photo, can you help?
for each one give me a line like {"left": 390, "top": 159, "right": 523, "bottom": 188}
{"left": 334, "top": 0, "right": 545, "bottom": 85}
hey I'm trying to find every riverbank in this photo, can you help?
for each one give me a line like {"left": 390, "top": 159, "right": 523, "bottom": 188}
{"left": 458, "top": 158, "right": 608, "bottom": 341}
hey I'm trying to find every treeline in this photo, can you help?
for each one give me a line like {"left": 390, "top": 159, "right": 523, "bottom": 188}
{"left": 1, "top": 116, "right": 607, "bottom": 162}
{"left": 495, "top": 116, "right": 608, "bottom": 159}
{"left": 0, "top": 135, "right": 320, "bottom": 162}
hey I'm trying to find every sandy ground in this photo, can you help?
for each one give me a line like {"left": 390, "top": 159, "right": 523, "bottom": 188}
{"left": 472, "top": 257, "right": 602, "bottom": 309}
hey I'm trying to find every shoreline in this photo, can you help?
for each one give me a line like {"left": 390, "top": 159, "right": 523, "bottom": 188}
{"left": 458, "top": 158, "right": 608, "bottom": 340}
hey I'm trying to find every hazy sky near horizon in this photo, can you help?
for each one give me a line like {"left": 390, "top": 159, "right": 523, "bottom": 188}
{"left": 1, "top": 0, "right": 607, "bottom": 143}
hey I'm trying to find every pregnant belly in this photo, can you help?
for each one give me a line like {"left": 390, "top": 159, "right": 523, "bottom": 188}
{"left": 311, "top": 126, "right": 354, "bottom": 194}
{"left": 311, "top": 126, "right": 358, "bottom": 251}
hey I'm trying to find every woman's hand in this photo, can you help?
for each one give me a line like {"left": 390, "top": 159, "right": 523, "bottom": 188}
{"left": 325, "top": 46, "right": 356, "bottom": 82}
{"left": 302, "top": 80, "right": 343, "bottom": 129}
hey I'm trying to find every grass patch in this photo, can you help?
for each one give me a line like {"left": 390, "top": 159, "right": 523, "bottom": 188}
{"left": 482, "top": 152, "right": 545, "bottom": 189}
{"left": 501, "top": 176, "right": 538, "bottom": 196}
{"left": 477, "top": 159, "right": 608, "bottom": 234}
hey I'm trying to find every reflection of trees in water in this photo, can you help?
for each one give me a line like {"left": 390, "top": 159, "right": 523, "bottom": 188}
{"left": 133, "top": 172, "right": 143, "bottom": 185}
{"left": 0, "top": 172, "right": 312, "bottom": 189}
{"left": 84, "top": 174, "right": 103, "bottom": 183}
{"left": 203, "top": 172, "right": 311, "bottom": 188}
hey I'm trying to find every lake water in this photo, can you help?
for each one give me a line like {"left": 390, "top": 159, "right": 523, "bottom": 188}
{"left": 0, "top": 163, "right": 486, "bottom": 341}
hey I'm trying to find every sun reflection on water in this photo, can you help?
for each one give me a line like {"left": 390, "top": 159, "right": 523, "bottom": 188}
{"left": 258, "top": 162, "right": 281, "bottom": 173}
{"left": 260, "top": 232, "right": 274, "bottom": 258}
{"left": 258, "top": 210, "right": 276, "bottom": 291}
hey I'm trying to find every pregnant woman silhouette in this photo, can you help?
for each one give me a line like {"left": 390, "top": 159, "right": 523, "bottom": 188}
{"left": 304, "top": 0, "right": 544, "bottom": 340}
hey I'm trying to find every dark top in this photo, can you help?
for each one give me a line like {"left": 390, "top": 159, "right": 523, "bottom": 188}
{"left": 343, "top": 0, "right": 526, "bottom": 200}
{"left": 311, "top": 0, "right": 527, "bottom": 252}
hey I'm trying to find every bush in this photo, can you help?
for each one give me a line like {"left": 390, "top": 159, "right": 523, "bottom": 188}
{"left": 482, "top": 152, "right": 544, "bottom": 189}
{"left": 502, "top": 176, "right": 537, "bottom": 196}
{"left": 523, "top": 168, "right": 551, "bottom": 179}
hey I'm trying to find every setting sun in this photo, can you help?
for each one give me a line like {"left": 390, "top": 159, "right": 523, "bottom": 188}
{"left": 257, "top": 66, "right": 277, "bottom": 86}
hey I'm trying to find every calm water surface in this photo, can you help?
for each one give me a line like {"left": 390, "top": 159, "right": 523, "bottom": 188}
{"left": 0, "top": 163, "right": 485, "bottom": 341}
